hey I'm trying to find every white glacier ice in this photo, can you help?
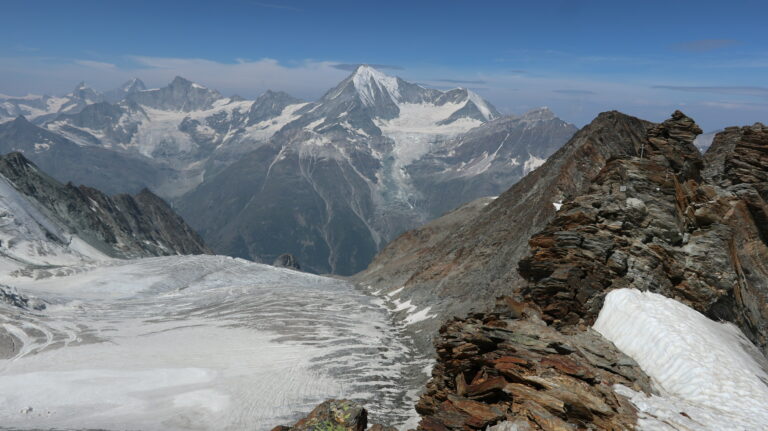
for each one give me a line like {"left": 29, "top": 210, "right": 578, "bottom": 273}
{"left": 593, "top": 288, "right": 768, "bottom": 430}
{"left": 0, "top": 255, "right": 424, "bottom": 430}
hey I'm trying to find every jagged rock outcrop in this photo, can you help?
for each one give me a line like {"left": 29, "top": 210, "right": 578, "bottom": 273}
{"left": 0, "top": 285, "right": 45, "bottom": 310}
{"left": 0, "top": 152, "right": 210, "bottom": 258}
{"left": 272, "top": 400, "right": 395, "bottom": 431}
{"left": 518, "top": 115, "right": 768, "bottom": 354}
{"left": 273, "top": 253, "right": 301, "bottom": 270}
{"left": 416, "top": 298, "right": 651, "bottom": 431}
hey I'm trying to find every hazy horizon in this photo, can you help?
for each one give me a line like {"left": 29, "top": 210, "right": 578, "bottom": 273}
{"left": 3, "top": 0, "right": 766, "bottom": 130}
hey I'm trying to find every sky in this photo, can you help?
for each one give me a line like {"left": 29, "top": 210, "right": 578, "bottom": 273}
{"left": 2, "top": 0, "right": 767, "bottom": 130}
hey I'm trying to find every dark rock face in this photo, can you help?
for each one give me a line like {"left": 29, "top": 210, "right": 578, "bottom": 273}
{"left": 703, "top": 123, "right": 768, "bottom": 351}
{"left": 177, "top": 141, "right": 381, "bottom": 275}
{"left": 273, "top": 253, "right": 301, "bottom": 270}
{"left": 0, "top": 285, "right": 45, "bottom": 311}
{"left": 247, "top": 90, "right": 302, "bottom": 125}
{"left": 518, "top": 116, "right": 768, "bottom": 355}
{"left": 0, "top": 152, "right": 210, "bottom": 258}
{"left": 0, "top": 116, "right": 162, "bottom": 195}
{"left": 126, "top": 76, "right": 223, "bottom": 112}
{"left": 416, "top": 298, "right": 650, "bottom": 431}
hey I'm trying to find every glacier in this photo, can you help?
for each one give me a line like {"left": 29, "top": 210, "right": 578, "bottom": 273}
{"left": 0, "top": 255, "right": 425, "bottom": 430}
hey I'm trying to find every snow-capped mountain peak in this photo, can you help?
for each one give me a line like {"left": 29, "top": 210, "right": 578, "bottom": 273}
{"left": 466, "top": 89, "right": 496, "bottom": 121}
{"left": 351, "top": 64, "right": 401, "bottom": 107}
{"left": 170, "top": 76, "right": 195, "bottom": 87}
{"left": 121, "top": 78, "right": 146, "bottom": 92}
{"left": 126, "top": 76, "right": 223, "bottom": 112}
{"left": 70, "top": 82, "right": 102, "bottom": 103}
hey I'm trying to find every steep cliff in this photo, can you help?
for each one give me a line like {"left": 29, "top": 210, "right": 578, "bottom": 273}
{"left": 0, "top": 152, "right": 210, "bottom": 261}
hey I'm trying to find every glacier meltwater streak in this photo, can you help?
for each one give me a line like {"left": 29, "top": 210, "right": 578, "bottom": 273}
{"left": 0, "top": 255, "right": 425, "bottom": 430}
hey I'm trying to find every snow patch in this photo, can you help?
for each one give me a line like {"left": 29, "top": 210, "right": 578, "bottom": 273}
{"left": 523, "top": 154, "right": 546, "bottom": 175}
{"left": 593, "top": 288, "right": 768, "bottom": 431}
{"left": 404, "top": 307, "right": 436, "bottom": 325}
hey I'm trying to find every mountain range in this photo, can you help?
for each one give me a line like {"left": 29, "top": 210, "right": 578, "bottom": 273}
{"left": 2, "top": 89, "right": 768, "bottom": 429}
{"left": 0, "top": 65, "right": 577, "bottom": 274}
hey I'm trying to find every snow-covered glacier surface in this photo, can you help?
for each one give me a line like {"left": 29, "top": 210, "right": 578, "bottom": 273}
{"left": 594, "top": 288, "right": 768, "bottom": 430}
{"left": 0, "top": 255, "right": 424, "bottom": 430}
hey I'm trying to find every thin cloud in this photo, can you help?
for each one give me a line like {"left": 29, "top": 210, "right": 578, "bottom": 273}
{"left": 698, "top": 101, "right": 768, "bottom": 110}
{"left": 554, "top": 89, "right": 595, "bottom": 95}
{"left": 13, "top": 44, "right": 39, "bottom": 53}
{"left": 75, "top": 60, "right": 117, "bottom": 70}
{"left": 249, "top": 2, "right": 302, "bottom": 11}
{"left": 433, "top": 78, "right": 488, "bottom": 85}
{"left": 332, "top": 63, "right": 404, "bottom": 71}
{"left": 653, "top": 85, "right": 768, "bottom": 98}
{"left": 672, "top": 39, "right": 739, "bottom": 52}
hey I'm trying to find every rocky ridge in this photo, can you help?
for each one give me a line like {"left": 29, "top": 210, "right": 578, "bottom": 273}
{"left": 412, "top": 112, "right": 768, "bottom": 429}
{"left": 356, "top": 111, "right": 650, "bottom": 349}
{"left": 0, "top": 152, "right": 210, "bottom": 259}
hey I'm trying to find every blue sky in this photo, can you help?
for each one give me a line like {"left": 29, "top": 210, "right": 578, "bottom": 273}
{"left": 2, "top": 0, "right": 767, "bottom": 130}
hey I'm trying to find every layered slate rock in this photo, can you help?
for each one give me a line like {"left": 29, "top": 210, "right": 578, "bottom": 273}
{"left": 519, "top": 115, "right": 768, "bottom": 354}
{"left": 0, "top": 152, "right": 210, "bottom": 258}
{"left": 702, "top": 123, "right": 768, "bottom": 351}
{"left": 417, "top": 299, "right": 651, "bottom": 430}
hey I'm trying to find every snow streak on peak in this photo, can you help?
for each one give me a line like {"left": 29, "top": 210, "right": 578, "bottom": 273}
{"left": 466, "top": 90, "right": 495, "bottom": 121}
{"left": 121, "top": 78, "right": 146, "bottom": 91}
{"left": 351, "top": 65, "right": 401, "bottom": 107}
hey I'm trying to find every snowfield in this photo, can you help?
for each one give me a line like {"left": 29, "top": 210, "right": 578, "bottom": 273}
{"left": 0, "top": 255, "right": 423, "bottom": 430}
{"left": 594, "top": 288, "right": 768, "bottom": 430}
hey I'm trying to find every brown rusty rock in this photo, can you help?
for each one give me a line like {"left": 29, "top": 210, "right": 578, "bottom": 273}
{"left": 282, "top": 399, "right": 367, "bottom": 431}
{"left": 447, "top": 396, "right": 505, "bottom": 428}
{"left": 464, "top": 376, "right": 507, "bottom": 398}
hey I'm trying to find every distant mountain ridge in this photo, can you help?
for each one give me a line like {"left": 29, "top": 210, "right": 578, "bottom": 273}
{"left": 0, "top": 65, "right": 577, "bottom": 274}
